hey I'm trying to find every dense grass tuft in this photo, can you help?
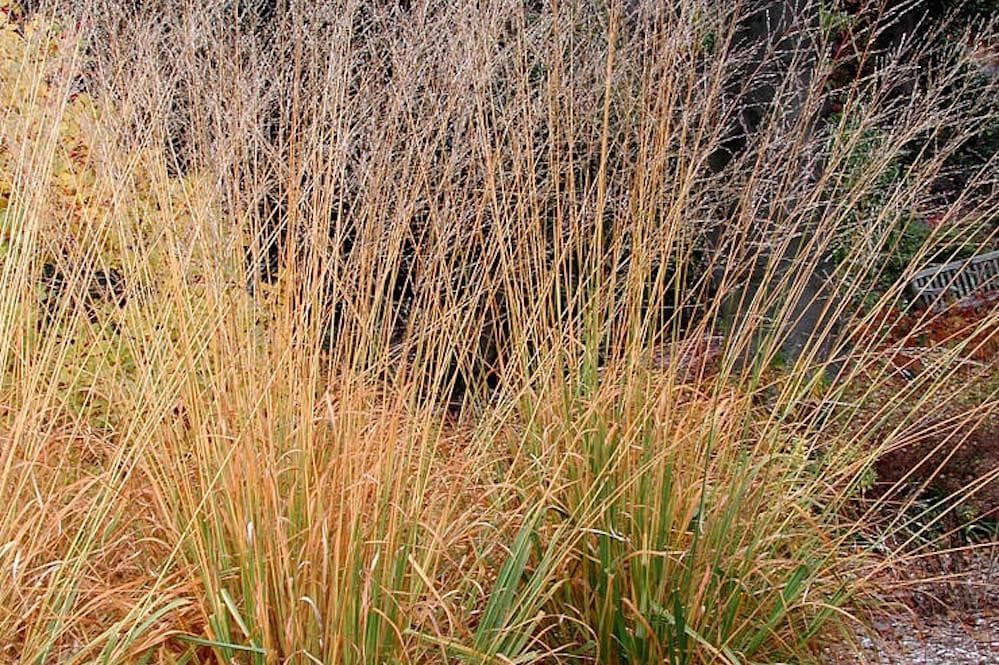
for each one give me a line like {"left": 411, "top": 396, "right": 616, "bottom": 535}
{"left": 1, "top": 1, "right": 995, "bottom": 663}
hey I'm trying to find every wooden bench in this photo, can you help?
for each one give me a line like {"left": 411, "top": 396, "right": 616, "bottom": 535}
{"left": 909, "top": 249, "right": 999, "bottom": 309}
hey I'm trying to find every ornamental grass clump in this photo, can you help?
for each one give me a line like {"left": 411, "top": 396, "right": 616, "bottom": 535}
{"left": 0, "top": 1, "right": 995, "bottom": 663}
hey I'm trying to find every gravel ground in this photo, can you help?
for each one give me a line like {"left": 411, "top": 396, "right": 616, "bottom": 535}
{"left": 823, "top": 548, "right": 998, "bottom": 664}
{"left": 825, "top": 611, "right": 999, "bottom": 664}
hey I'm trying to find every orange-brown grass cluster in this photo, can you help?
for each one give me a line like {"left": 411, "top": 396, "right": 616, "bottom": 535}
{"left": 0, "top": 1, "right": 995, "bottom": 663}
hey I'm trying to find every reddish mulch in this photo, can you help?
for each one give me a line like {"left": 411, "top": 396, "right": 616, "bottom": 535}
{"left": 851, "top": 296, "right": 998, "bottom": 520}
{"left": 872, "top": 419, "right": 998, "bottom": 520}
{"left": 857, "top": 295, "right": 999, "bottom": 362}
